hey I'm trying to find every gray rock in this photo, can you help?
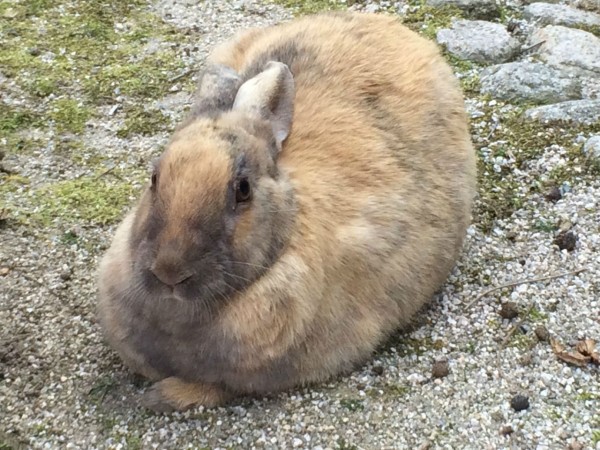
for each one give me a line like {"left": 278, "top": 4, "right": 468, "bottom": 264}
{"left": 436, "top": 20, "right": 521, "bottom": 64}
{"left": 531, "top": 25, "right": 600, "bottom": 73}
{"left": 525, "top": 99, "right": 600, "bottom": 124}
{"left": 480, "top": 62, "right": 582, "bottom": 104}
{"left": 524, "top": 2, "right": 600, "bottom": 27}
{"left": 426, "top": 0, "right": 500, "bottom": 20}
{"left": 583, "top": 135, "right": 600, "bottom": 159}
{"left": 567, "top": 0, "right": 600, "bottom": 13}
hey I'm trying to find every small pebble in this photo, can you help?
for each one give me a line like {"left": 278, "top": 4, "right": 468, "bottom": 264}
{"left": 60, "top": 270, "right": 72, "bottom": 281}
{"left": 510, "top": 394, "right": 530, "bottom": 412}
{"left": 545, "top": 186, "right": 562, "bottom": 202}
{"left": 499, "top": 425, "right": 514, "bottom": 436}
{"left": 567, "top": 440, "right": 584, "bottom": 450}
{"left": 28, "top": 47, "right": 41, "bottom": 56}
{"left": 534, "top": 325, "right": 550, "bottom": 342}
{"left": 431, "top": 359, "right": 450, "bottom": 379}
{"left": 519, "top": 354, "right": 533, "bottom": 366}
{"left": 499, "top": 302, "right": 519, "bottom": 320}
{"left": 554, "top": 230, "right": 577, "bottom": 252}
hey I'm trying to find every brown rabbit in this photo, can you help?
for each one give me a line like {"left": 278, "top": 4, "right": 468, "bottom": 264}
{"left": 97, "top": 11, "right": 476, "bottom": 412}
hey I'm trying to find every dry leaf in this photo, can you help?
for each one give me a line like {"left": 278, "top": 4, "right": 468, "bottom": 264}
{"left": 551, "top": 339, "right": 565, "bottom": 354}
{"left": 557, "top": 352, "right": 591, "bottom": 367}
{"left": 551, "top": 338, "right": 591, "bottom": 367}
{"left": 575, "top": 338, "right": 597, "bottom": 356}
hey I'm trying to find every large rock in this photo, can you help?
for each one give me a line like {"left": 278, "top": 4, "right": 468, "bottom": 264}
{"left": 436, "top": 20, "right": 520, "bottom": 64}
{"left": 525, "top": 99, "right": 600, "bottom": 124}
{"left": 583, "top": 135, "right": 600, "bottom": 160}
{"left": 524, "top": 2, "right": 600, "bottom": 27}
{"left": 426, "top": 0, "right": 500, "bottom": 20}
{"left": 531, "top": 25, "right": 600, "bottom": 73}
{"left": 480, "top": 62, "right": 582, "bottom": 104}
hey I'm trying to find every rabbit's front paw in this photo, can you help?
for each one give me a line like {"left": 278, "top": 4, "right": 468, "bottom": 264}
{"left": 141, "top": 377, "right": 230, "bottom": 412}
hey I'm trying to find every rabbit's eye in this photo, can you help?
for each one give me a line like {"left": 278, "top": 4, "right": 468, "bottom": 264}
{"left": 236, "top": 178, "right": 252, "bottom": 203}
{"left": 151, "top": 172, "right": 158, "bottom": 188}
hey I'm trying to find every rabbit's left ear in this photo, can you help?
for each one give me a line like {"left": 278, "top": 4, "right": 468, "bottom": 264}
{"left": 232, "top": 61, "right": 295, "bottom": 153}
{"left": 191, "top": 64, "right": 242, "bottom": 117}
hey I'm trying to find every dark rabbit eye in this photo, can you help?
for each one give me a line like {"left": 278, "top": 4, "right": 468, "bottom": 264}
{"left": 151, "top": 172, "right": 157, "bottom": 188}
{"left": 235, "top": 178, "right": 252, "bottom": 203}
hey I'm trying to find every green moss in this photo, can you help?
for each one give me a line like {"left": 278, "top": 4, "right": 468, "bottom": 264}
{"left": 402, "top": 1, "right": 463, "bottom": 40}
{"left": 0, "top": 104, "right": 42, "bottom": 133}
{"left": 473, "top": 103, "right": 600, "bottom": 232}
{"left": 13, "top": 176, "right": 140, "bottom": 226}
{"left": 532, "top": 219, "right": 556, "bottom": 233}
{"left": 526, "top": 306, "right": 548, "bottom": 322}
{"left": 340, "top": 398, "right": 364, "bottom": 411}
{"left": 272, "top": 0, "right": 346, "bottom": 15}
{"left": 88, "top": 375, "right": 118, "bottom": 404}
{"left": 0, "top": 175, "right": 30, "bottom": 200}
{"left": 389, "top": 337, "right": 443, "bottom": 356}
{"left": 0, "top": 0, "right": 188, "bottom": 104}
{"left": 49, "top": 99, "right": 91, "bottom": 133}
{"left": 117, "top": 105, "right": 172, "bottom": 138}
{"left": 574, "top": 23, "right": 600, "bottom": 38}
{"left": 576, "top": 392, "right": 600, "bottom": 401}
{"left": 336, "top": 438, "right": 358, "bottom": 450}
{"left": 125, "top": 435, "right": 143, "bottom": 450}
{"left": 593, "top": 430, "right": 600, "bottom": 445}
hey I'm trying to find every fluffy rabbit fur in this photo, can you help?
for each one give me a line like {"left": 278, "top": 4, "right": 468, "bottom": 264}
{"left": 97, "top": 11, "right": 476, "bottom": 412}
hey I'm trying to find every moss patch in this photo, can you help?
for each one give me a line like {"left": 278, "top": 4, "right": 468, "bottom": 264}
{"left": 402, "top": 1, "right": 463, "bottom": 40}
{"left": 49, "top": 99, "right": 91, "bottom": 134}
{"left": 117, "top": 105, "right": 172, "bottom": 138}
{"left": 7, "top": 175, "right": 142, "bottom": 226}
{"left": 272, "top": 0, "right": 346, "bottom": 15}
{"left": 473, "top": 103, "right": 600, "bottom": 232}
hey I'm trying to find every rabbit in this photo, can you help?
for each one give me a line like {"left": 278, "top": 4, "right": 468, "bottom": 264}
{"left": 97, "top": 11, "right": 477, "bottom": 412}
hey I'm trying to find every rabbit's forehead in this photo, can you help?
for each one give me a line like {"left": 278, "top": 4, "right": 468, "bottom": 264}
{"left": 158, "top": 134, "right": 234, "bottom": 219}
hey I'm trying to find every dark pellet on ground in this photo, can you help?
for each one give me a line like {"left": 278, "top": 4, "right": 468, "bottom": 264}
{"left": 499, "top": 302, "right": 519, "bottom": 320}
{"left": 431, "top": 359, "right": 450, "bottom": 379}
{"left": 545, "top": 186, "right": 562, "bottom": 202}
{"left": 500, "top": 425, "right": 514, "bottom": 436}
{"left": 510, "top": 394, "right": 530, "bottom": 412}
{"left": 535, "top": 325, "right": 550, "bottom": 342}
{"left": 554, "top": 230, "right": 577, "bottom": 252}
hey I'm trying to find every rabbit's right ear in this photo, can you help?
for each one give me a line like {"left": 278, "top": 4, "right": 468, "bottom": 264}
{"left": 190, "top": 64, "right": 242, "bottom": 117}
{"left": 232, "top": 61, "right": 295, "bottom": 153}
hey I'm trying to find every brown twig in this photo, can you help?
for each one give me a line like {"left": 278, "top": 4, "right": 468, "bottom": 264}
{"left": 465, "top": 268, "right": 587, "bottom": 310}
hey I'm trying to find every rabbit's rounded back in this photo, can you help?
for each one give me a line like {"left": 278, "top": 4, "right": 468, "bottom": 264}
{"left": 98, "top": 12, "right": 476, "bottom": 395}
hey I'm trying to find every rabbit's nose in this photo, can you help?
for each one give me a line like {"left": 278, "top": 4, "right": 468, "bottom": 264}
{"left": 150, "top": 260, "right": 193, "bottom": 288}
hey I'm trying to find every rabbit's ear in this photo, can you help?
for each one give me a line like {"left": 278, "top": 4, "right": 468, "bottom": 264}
{"left": 191, "top": 64, "right": 242, "bottom": 117}
{"left": 232, "top": 61, "right": 295, "bottom": 153}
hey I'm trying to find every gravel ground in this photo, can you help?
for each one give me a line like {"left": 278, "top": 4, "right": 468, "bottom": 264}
{"left": 1, "top": 0, "right": 599, "bottom": 449}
